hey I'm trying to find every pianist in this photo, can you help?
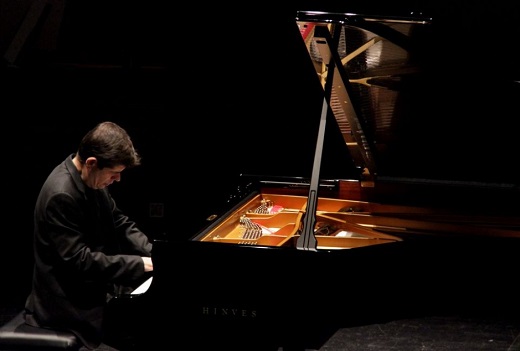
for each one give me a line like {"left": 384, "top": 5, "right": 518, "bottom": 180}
{"left": 23, "top": 121, "right": 153, "bottom": 350}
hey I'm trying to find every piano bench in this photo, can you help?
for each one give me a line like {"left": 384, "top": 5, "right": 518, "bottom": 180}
{"left": 0, "top": 311, "right": 81, "bottom": 351}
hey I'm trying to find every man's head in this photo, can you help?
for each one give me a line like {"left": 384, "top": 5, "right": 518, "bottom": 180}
{"left": 75, "top": 121, "right": 141, "bottom": 189}
{"left": 77, "top": 121, "right": 141, "bottom": 169}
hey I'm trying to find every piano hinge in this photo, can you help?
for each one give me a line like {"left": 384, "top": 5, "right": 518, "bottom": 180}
{"left": 360, "top": 167, "right": 375, "bottom": 188}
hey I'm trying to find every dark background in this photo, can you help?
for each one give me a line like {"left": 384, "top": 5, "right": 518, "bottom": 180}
{"left": 2, "top": 0, "right": 520, "bottom": 310}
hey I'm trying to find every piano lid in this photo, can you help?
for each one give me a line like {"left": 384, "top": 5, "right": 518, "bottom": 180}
{"left": 295, "top": 9, "right": 520, "bottom": 190}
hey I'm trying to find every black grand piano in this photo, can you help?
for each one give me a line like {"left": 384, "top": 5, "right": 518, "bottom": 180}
{"left": 105, "top": 8, "right": 520, "bottom": 350}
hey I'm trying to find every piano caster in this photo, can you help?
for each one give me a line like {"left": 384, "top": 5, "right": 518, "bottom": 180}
{"left": 0, "top": 311, "right": 81, "bottom": 351}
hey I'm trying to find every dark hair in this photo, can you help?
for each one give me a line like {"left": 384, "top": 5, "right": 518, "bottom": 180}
{"left": 76, "top": 121, "right": 141, "bottom": 169}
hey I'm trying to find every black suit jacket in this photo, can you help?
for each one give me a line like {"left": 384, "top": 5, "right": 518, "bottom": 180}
{"left": 24, "top": 154, "right": 152, "bottom": 349}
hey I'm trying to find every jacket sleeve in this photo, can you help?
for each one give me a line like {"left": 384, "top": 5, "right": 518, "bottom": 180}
{"left": 109, "top": 195, "right": 153, "bottom": 256}
{"left": 42, "top": 191, "right": 149, "bottom": 286}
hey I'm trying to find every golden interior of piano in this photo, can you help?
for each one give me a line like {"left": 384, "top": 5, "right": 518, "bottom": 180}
{"left": 198, "top": 193, "right": 402, "bottom": 249}
{"left": 198, "top": 192, "right": 520, "bottom": 249}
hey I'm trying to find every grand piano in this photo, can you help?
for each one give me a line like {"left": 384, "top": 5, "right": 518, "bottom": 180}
{"left": 105, "top": 8, "right": 520, "bottom": 350}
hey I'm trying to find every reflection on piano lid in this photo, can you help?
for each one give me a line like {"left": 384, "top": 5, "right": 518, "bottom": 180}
{"left": 296, "top": 9, "right": 520, "bottom": 186}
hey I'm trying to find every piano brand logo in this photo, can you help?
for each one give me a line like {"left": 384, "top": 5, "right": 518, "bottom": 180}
{"left": 201, "top": 305, "right": 257, "bottom": 319}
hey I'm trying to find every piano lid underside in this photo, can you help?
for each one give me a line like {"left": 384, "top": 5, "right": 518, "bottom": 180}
{"left": 299, "top": 16, "right": 520, "bottom": 186}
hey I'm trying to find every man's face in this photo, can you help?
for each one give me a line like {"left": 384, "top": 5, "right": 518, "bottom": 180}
{"left": 85, "top": 163, "right": 125, "bottom": 189}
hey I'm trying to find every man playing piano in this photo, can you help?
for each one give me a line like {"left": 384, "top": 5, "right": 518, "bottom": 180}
{"left": 23, "top": 121, "right": 153, "bottom": 350}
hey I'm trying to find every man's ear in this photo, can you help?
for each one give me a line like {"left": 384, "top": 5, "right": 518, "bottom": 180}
{"left": 85, "top": 157, "right": 98, "bottom": 168}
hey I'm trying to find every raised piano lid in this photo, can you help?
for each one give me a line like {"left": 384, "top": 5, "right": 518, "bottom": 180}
{"left": 295, "top": 9, "right": 520, "bottom": 186}
{"left": 296, "top": 10, "right": 433, "bottom": 184}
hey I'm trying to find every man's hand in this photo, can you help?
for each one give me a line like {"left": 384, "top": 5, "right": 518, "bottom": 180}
{"left": 142, "top": 257, "right": 153, "bottom": 272}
